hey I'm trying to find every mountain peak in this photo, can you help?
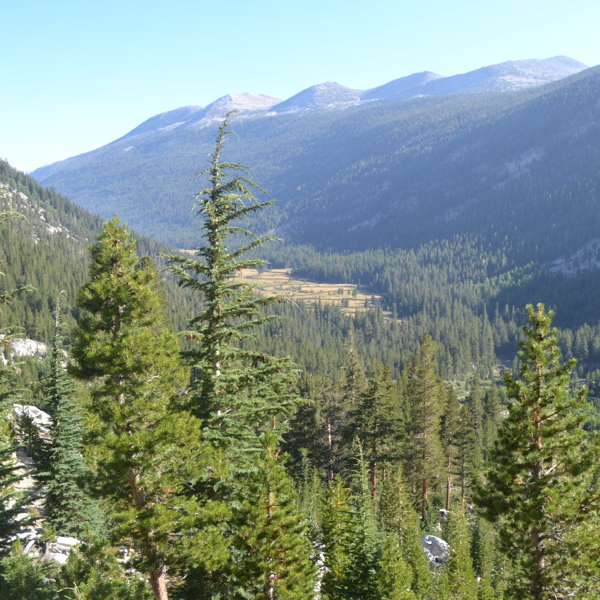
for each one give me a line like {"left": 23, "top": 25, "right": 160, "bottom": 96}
{"left": 204, "top": 93, "right": 281, "bottom": 117}
{"left": 272, "top": 82, "right": 362, "bottom": 113}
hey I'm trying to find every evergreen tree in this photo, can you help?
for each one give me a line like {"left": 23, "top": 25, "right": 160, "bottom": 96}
{"left": 39, "top": 292, "right": 102, "bottom": 537}
{"left": 475, "top": 304, "right": 600, "bottom": 599}
{"left": 379, "top": 467, "right": 434, "bottom": 600}
{"left": 320, "top": 476, "right": 354, "bottom": 600}
{"left": 235, "top": 433, "right": 316, "bottom": 599}
{"left": 72, "top": 218, "right": 224, "bottom": 600}
{"left": 379, "top": 533, "right": 417, "bottom": 600}
{"left": 347, "top": 362, "right": 404, "bottom": 498}
{"left": 405, "top": 334, "right": 445, "bottom": 517}
{"left": 481, "top": 385, "right": 502, "bottom": 463}
{"left": 166, "top": 115, "right": 303, "bottom": 596}
{"left": 344, "top": 451, "right": 382, "bottom": 600}
{"left": 456, "top": 403, "right": 478, "bottom": 504}
{"left": 166, "top": 114, "right": 298, "bottom": 460}
{"left": 441, "top": 507, "right": 478, "bottom": 600}
{"left": 441, "top": 387, "right": 461, "bottom": 511}
{"left": 285, "top": 372, "right": 345, "bottom": 481}
{"left": 0, "top": 541, "right": 56, "bottom": 600}
{"left": 471, "top": 516, "right": 498, "bottom": 600}
{"left": 56, "top": 537, "right": 154, "bottom": 600}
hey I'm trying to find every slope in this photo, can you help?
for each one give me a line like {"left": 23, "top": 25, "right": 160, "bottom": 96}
{"left": 31, "top": 59, "right": 593, "bottom": 252}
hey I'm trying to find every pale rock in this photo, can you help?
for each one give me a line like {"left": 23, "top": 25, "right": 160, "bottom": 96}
{"left": 422, "top": 535, "right": 452, "bottom": 565}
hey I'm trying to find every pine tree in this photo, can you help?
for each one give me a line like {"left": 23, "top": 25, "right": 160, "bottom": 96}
{"left": 379, "top": 467, "right": 434, "bottom": 600}
{"left": 0, "top": 540, "right": 56, "bottom": 600}
{"left": 456, "top": 403, "right": 478, "bottom": 504}
{"left": 441, "top": 507, "right": 478, "bottom": 600}
{"left": 348, "top": 362, "right": 404, "bottom": 499}
{"left": 39, "top": 293, "right": 102, "bottom": 537}
{"left": 441, "top": 387, "right": 461, "bottom": 511}
{"left": 166, "top": 115, "right": 303, "bottom": 596}
{"left": 405, "top": 334, "right": 445, "bottom": 517}
{"left": 166, "top": 114, "right": 298, "bottom": 460}
{"left": 475, "top": 304, "right": 600, "bottom": 600}
{"left": 481, "top": 385, "right": 502, "bottom": 463}
{"left": 71, "top": 218, "right": 224, "bottom": 600}
{"left": 321, "top": 476, "right": 354, "bottom": 600}
{"left": 471, "top": 516, "right": 498, "bottom": 600}
{"left": 343, "top": 451, "right": 382, "bottom": 600}
{"left": 235, "top": 433, "right": 316, "bottom": 599}
{"left": 56, "top": 537, "right": 154, "bottom": 599}
{"left": 379, "top": 533, "right": 417, "bottom": 600}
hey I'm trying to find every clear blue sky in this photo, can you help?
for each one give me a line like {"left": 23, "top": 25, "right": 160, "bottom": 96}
{"left": 2, "top": 0, "right": 599, "bottom": 172}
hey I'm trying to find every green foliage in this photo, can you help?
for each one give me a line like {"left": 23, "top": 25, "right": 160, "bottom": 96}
{"left": 39, "top": 294, "right": 103, "bottom": 537}
{"left": 404, "top": 334, "right": 445, "bottom": 517}
{"left": 166, "top": 115, "right": 299, "bottom": 459}
{"left": 475, "top": 304, "right": 600, "bottom": 599}
{"left": 379, "top": 468, "right": 434, "bottom": 600}
{"left": 72, "top": 218, "right": 226, "bottom": 598}
{"left": 346, "top": 362, "right": 405, "bottom": 497}
{"left": 440, "top": 508, "right": 478, "bottom": 600}
{"left": 55, "top": 538, "right": 154, "bottom": 600}
{"left": 233, "top": 433, "right": 316, "bottom": 599}
{"left": 379, "top": 534, "right": 417, "bottom": 600}
{"left": 320, "top": 476, "right": 355, "bottom": 600}
{"left": 0, "top": 541, "right": 56, "bottom": 600}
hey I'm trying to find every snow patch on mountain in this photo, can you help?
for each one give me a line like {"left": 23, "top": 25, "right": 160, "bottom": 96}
{"left": 502, "top": 148, "right": 543, "bottom": 177}
{"left": 550, "top": 238, "right": 600, "bottom": 277}
{"left": 362, "top": 71, "right": 443, "bottom": 102}
{"left": 272, "top": 82, "right": 362, "bottom": 113}
{"left": 399, "top": 57, "right": 588, "bottom": 98}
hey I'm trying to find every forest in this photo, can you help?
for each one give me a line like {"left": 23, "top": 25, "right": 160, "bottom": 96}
{"left": 2, "top": 117, "right": 600, "bottom": 600}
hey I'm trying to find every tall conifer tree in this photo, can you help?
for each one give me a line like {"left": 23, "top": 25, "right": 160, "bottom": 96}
{"left": 166, "top": 115, "right": 303, "bottom": 596}
{"left": 235, "top": 433, "right": 316, "bottom": 600}
{"left": 72, "top": 218, "right": 224, "bottom": 600}
{"left": 379, "top": 467, "right": 435, "bottom": 600}
{"left": 475, "top": 304, "right": 600, "bottom": 599}
{"left": 405, "top": 334, "right": 445, "bottom": 517}
{"left": 440, "top": 507, "right": 478, "bottom": 600}
{"left": 167, "top": 115, "right": 298, "bottom": 460}
{"left": 39, "top": 292, "right": 102, "bottom": 537}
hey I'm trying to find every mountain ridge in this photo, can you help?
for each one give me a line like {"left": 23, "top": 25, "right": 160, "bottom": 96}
{"left": 51, "top": 55, "right": 588, "bottom": 151}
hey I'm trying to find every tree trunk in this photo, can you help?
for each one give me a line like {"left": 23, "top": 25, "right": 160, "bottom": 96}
{"left": 149, "top": 568, "right": 169, "bottom": 600}
{"left": 128, "top": 468, "right": 169, "bottom": 600}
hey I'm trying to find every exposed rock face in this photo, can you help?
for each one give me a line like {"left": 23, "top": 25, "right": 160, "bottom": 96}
{"left": 13, "top": 404, "right": 52, "bottom": 434}
{"left": 1, "top": 337, "right": 48, "bottom": 365}
{"left": 8, "top": 405, "right": 82, "bottom": 564}
{"left": 422, "top": 535, "right": 452, "bottom": 565}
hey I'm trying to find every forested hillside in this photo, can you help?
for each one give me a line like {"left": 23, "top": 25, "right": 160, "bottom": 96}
{"left": 3, "top": 92, "right": 600, "bottom": 599}
{"left": 33, "top": 66, "right": 600, "bottom": 259}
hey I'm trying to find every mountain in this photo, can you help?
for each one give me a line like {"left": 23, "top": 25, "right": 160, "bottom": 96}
{"left": 389, "top": 56, "right": 587, "bottom": 98}
{"left": 361, "top": 71, "right": 443, "bottom": 102}
{"left": 272, "top": 82, "right": 362, "bottom": 112}
{"left": 32, "top": 59, "right": 597, "bottom": 260}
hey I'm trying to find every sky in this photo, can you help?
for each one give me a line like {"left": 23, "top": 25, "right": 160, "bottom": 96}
{"left": 2, "top": 0, "right": 600, "bottom": 172}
